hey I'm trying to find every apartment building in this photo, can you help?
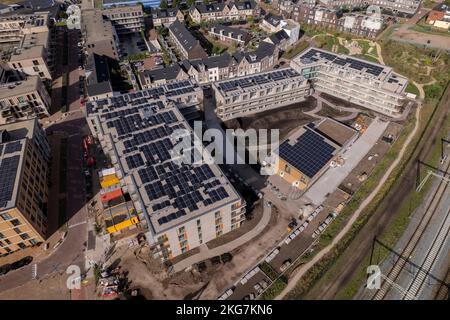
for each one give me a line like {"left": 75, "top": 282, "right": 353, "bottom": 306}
{"left": 0, "top": 12, "right": 49, "bottom": 50}
{"left": 260, "top": 13, "right": 284, "bottom": 33}
{"left": 138, "top": 41, "right": 278, "bottom": 87}
{"left": 208, "top": 24, "right": 250, "bottom": 45}
{"left": 319, "top": 0, "right": 420, "bottom": 16}
{"left": 85, "top": 80, "right": 245, "bottom": 260}
{"left": 81, "top": 8, "right": 120, "bottom": 60}
{"left": 213, "top": 68, "right": 310, "bottom": 120}
{"left": 1, "top": 12, "right": 52, "bottom": 80}
{"left": 102, "top": 4, "right": 144, "bottom": 36}
{"left": 0, "top": 118, "right": 50, "bottom": 255}
{"left": 150, "top": 7, "right": 184, "bottom": 27}
{"left": 139, "top": 64, "right": 189, "bottom": 89}
{"left": 373, "top": 0, "right": 421, "bottom": 16}
{"left": 103, "top": 0, "right": 159, "bottom": 8}
{"left": 291, "top": 4, "right": 383, "bottom": 38}
{"left": 291, "top": 47, "right": 408, "bottom": 117}
{"left": 189, "top": 1, "right": 258, "bottom": 24}
{"left": 0, "top": 76, "right": 50, "bottom": 124}
{"left": 168, "top": 20, "right": 207, "bottom": 60}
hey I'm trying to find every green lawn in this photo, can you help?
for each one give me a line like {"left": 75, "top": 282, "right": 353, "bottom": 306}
{"left": 94, "top": 0, "right": 103, "bottom": 8}
{"left": 353, "top": 54, "right": 379, "bottom": 63}
{"left": 410, "top": 24, "right": 450, "bottom": 37}
{"left": 405, "top": 81, "right": 420, "bottom": 96}
{"left": 282, "top": 41, "right": 309, "bottom": 59}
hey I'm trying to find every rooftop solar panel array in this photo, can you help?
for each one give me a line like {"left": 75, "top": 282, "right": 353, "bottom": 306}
{"left": 278, "top": 129, "right": 336, "bottom": 179}
{"left": 0, "top": 155, "right": 20, "bottom": 208}
{"left": 217, "top": 68, "right": 300, "bottom": 93}
{"left": 300, "top": 48, "right": 385, "bottom": 78}
{"left": 87, "top": 83, "right": 236, "bottom": 229}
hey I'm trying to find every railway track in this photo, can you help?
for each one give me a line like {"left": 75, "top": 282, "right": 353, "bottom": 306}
{"left": 403, "top": 207, "right": 450, "bottom": 299}
{"left": 372, "top": 157, "right": 450, "bottom": 300}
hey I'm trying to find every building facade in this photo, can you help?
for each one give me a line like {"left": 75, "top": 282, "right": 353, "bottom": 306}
{"left": 189, "top": 1, "right": 258, "bottom": 24}
{"left": 138, "top": 42, "right": 278, "bottom": 87}
{"left": 0, "top": 118, "right": 50, "bottom": 255}
{"left": 0, "top": 76, "right": 50, "bottom": 124}
{"left": 291, "top": 47, "right": 408, "bottom": 117}
{"left": 1, "top": 12, "right": 52, "bottom": 80}
{"left": 168, "top": 20, "right": 208, "bottom": 60}
{"left": 150, "top": 7, "right": 184, "bottom": 27}
{"left": 85, "top": 80, "right": 246, "bottom": 260}
{"left": 208, "top": 24, "right": 250, "bottom": 45}
{"left": 102, "top": 4, "right": 144, "bottom": 36}
{"left": 213, "top": 68, "right": 310, "bottom": 120}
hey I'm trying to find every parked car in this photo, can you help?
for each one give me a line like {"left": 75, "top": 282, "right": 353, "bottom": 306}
{"left": 10, "top": 256, "right": 33, "bottom": 270}
{"left": 0, "top": 264, "right": 12, "bottom": 276}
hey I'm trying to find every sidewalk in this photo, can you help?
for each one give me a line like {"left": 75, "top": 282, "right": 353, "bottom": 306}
{"left": 172, "top": 199, "right": 272, "bottom": 272}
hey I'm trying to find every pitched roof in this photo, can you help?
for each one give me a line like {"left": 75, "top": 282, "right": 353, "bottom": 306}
{"left": 151, "top": 7, "right": 180, "bottom": 19}
{"left": 140, "top": 64, "right": 183, "bottom": 82}
{"left": 169, "top": 19, "right": 202, "bottom": 52}
{"left": 264, "top": 13, "right": 283, "bottom": 27}
{"left": 268, "top": 30, "right": 289, "bottom": 45}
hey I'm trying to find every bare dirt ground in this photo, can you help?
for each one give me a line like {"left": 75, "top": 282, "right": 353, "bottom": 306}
{"left": 104, "top": 201, "right": 290, "bottom": 300}
{"left": 303, "top": 86, "right": 450, "bottom": 299}
{"left": 225, "top": 98, "right": 317, "bottom": 140}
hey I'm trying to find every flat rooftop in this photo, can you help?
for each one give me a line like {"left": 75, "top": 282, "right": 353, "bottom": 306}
{"left": 86, "top": 80, "right": 240, "bottom": 234}
{"left": 0, "top": 76, "right": 40, "bottom": 99}
{"left": 276, "top": 125, "right": 340, "bottom": 179}
{"left": 314, "top": 118, "right": 357, "bottom": 147}
{"left": 293, "top": 47, "right": 408, "bottom": 93}
{"left": 214, "top": 68, "right": 304, "bottom": 97}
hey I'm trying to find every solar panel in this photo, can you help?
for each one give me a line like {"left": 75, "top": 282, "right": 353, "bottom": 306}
{"left": 4, "top": 141, "right": 22, "bottom": 154}
{"left": 0, "top": 155, "right": 20, "bottom": 208}
{"left": 278, "top": 129, "right": 336, "bottom": 178}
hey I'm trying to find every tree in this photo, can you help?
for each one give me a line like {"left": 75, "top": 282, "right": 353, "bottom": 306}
{"left": 160, "top": 0, "right": 168, "bottom": 9}
{"left": 203, "top": 0, "right": 210, "bottom": 4}
{"left": 186, "top": 0, "right": 195, "bottom": 7}
{"left": 171, "top": 0, "right": 181, "bottom": 8}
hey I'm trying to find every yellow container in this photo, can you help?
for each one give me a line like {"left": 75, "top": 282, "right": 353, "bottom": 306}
{"left": 106, "top": 216, "right": 139, "bottom": 234}
{"left": 100, "top": 174, "right": 120, "bottom": 188}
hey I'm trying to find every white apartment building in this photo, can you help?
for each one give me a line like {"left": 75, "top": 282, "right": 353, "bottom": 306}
{"left": 0, "top": 76, "right": 51, "bottom": 124}
{"left": 291, "top": 47, "right": 408, "bottom": 117}
{"left": 320, "top": 0, "right": 420, "bottom": 16}
{"left": 213, "top": 68, "right": 311, "bottom": 120}
{"left": 85, "top": 80, "right": 246, "bottom": 260}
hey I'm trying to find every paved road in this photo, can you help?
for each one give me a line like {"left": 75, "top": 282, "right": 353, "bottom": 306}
{"left": 0, "top": 28, "right": 89, "bottom": 294}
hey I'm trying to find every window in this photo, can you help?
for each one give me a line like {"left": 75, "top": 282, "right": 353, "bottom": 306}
{"left": 13, "top": 227, "right": 22, "bottom": 235}
{"left": 0, "top": 213, "right": 12, "bottom": 221}
{"left": 38, "top": 72, "right": 45, "bottom": 78}
{"left": 29, "top": 239, "right": 37, "bottom": 246}
{"left": 20, "top": 233, "right": 30, "bottom": 240}
{"left": 10, "top": 219, "right": 20, "bottom": 226}
{"left": 32, "top": 60, "right": 39, "bottom": 66}
{"left": 17, "top": 242, "right": 26, "bottom": 249}
{"left": 33, "top": 66, "right": 40, "bottom": 72}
